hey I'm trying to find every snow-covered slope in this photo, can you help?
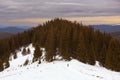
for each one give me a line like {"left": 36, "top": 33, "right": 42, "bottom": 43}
{"left": 0, "top": 44, "right": 120, "bottom": 80}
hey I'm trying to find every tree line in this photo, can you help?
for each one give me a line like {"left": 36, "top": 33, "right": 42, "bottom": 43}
{"left": 0, "top": 18, "right": 120, "bottom": 71}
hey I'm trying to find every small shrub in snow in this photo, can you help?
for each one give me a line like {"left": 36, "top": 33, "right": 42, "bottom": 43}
{"left": 23, "top": 59, "right": 29, "bottom": 66}
{"left": 22, "top": 48, "right": 27, "bottom": 56}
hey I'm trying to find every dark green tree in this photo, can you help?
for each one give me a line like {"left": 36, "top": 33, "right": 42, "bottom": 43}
{"left": 22, "top": 48, "right": 27, "bottom": 55}
{"left": 33, "top": 45, "right": 42, "bottom": 62}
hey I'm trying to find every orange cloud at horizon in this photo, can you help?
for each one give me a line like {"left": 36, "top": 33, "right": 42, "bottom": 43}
{"left": 10, "top": 16, "right": 120, "bottom": 26}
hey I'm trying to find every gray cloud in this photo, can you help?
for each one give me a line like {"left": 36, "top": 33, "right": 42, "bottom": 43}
{"left": 0, "top": 0, "right": 120, "bottom": 25}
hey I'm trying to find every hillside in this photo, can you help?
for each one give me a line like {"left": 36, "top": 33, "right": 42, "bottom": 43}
{"left": 110, "top": 31, "right": 120, "bottom": 41}
{"left": 93, "top": 25, "right": 120, "bottom": 33}
{"left": 0, "top": 44, "right": 120, "bottom": 80}
{"left": 0, "top": 26, "right": 31, "bottom": 39}
{"left": 0, "top": 32, "right": 13, "bottom": 39}
{"left": 0, "top": 19, "right": 120, "bottom": 73}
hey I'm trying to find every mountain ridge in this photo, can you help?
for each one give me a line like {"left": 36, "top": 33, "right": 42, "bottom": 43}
{"left": 0, "top": 18, "right": 120, "bottom": 72}
{"left": 93, "top": 25, "right": 120, "bottom": 33}
{"left": 0, "top": 26, "right": 32, "bottom": 34}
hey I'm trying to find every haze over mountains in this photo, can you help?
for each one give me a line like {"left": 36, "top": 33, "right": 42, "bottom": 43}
{"left": 92, "top": 25, "right": 120, "bottom": 41}
{"left": 0, "top": 24, "right": 120, "bottom": 41}
{"left": 93, "top": 25, "right": 120, "bottom": 33}
{"left": 0, "top": 26, "right": 31, "bottom": 38}
{"left": 0, "top": 26, "right": 31, "bottom": 34}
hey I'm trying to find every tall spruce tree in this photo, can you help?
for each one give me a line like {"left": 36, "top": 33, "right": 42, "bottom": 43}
{"left": 33, "top": 45, "right": 42, "bottom": 62}
{"left": 0, "top": 59, "right": 4, "bottom": 71}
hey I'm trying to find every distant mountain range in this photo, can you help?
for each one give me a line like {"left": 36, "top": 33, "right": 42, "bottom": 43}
{"left": 0, "top": 26, "right": 32, "bottom": 34}
{"left": 0, "top": 26, "right": 32, "bottom": 39}
{"left": 0, "top": 25, "right": 31, "bottom": 29}
{"left": 93, "top": 25, "right": 120, "bottom": 33}
{"left": 0, "top": 25, "right": 120, "bottom": 40}
{"left": 92, "top": 25, "right": 120, "bottom": 41}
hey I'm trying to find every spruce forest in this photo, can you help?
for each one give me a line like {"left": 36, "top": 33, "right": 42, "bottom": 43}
{"left": 0, "top": 19, "right": 120, "bottom": 71}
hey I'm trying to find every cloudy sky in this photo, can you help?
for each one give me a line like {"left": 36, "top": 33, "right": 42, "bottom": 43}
{"left": 0, "top": 0, "right": 120, "bottom": 26}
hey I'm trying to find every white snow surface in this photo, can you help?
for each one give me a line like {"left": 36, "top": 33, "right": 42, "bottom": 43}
{"left": 9, "top": 44, "right": 35, "bottom": 68}
{"left": 0, "top": 44, "right": 120, "bottom": 80}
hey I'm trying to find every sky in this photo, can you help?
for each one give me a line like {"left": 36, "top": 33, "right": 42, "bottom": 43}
{"left": 0, "top": 0, "right": 120, "bottom": 26}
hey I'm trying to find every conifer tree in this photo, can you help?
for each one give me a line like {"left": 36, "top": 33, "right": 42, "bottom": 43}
{"left": 0, "top": 59, "right": 4, "bottom": 71}
{"left": 27, "top": 48, "right": 30, "bottom": 54}
{"left": 22, "top": 48, "right": 27, "bottom": 55}
{"left": 45, "top": 26, "right": 57, "bottom": 62}
{"left": 76, "top": 32, "right": 87, "bottom": 63}
{"left": 105, "top": 39, "right": 120, "bottom": 71}
{"left": 13, "top": 52, "right": 17, "bottom": 59}
{"left": 33, "top": 45, "right": 42, "bottom": 62}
